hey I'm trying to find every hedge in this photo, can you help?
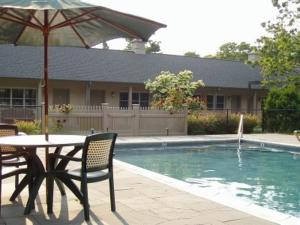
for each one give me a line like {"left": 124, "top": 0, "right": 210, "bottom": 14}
{"left": 188, "top": 113, "right": 258, "bottom": 135}
{"left": 263, "top": 86, "right": 300, "bottom": 133}
{"left": 15, "top": 120, "right": 41, "bottom": 134}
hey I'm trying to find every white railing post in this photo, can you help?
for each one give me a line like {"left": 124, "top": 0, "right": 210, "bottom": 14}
{"left": 132, "top": 104, "right": 140, "bottom": 136}
{"left": 101, "top": 103, "right": 109, "bottom": 132}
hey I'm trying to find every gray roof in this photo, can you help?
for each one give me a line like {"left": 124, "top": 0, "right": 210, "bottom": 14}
{"left": 0, "top": 45, "right": 262, "bottom": 88}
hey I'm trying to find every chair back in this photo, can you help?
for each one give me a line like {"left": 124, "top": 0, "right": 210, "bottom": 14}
{"left": 82, "top": 133, "right": 117, "bottom": 172}
{"left": 0, "top": 124, "right": 18, "bottom": 153}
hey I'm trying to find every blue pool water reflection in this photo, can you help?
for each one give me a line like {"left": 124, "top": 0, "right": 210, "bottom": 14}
{"left": 115, "top": 143, "right": 300, "bottom": 217}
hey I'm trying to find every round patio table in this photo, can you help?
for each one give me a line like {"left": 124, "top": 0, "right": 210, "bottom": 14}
{"left": 0, "top": 134, "right": 85, "bottom": 148}
{"left": 0, "top": 134, "right": 86, "bottom": 214}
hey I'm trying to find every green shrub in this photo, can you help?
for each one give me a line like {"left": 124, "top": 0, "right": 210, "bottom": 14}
{"left": 187, "top": 115, "right": 206, "bottom": 135}
{"left": 263, "top": 86, "right": 300, "bottom": 133}
{"left": 243, "top": 114, "right": 259, "bottom": 133}
{"left": 15, "top": 120, "right": 41, "bottom": 134}
{"left": 188, "top": 113, "right": 258, "bottom": 135}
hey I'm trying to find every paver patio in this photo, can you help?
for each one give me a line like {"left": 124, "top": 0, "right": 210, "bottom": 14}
{"left": 1, "top": 133, "right": 299, "bottom": 225}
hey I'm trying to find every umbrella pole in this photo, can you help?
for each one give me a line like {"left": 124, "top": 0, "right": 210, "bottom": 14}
{"left": 43, "top": 10, "right": 49, "bottom": 141}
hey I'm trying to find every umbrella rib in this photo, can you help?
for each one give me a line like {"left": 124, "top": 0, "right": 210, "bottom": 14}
{"left": 13, "top": 13, "right": 34, "bottom": 45}
{"left": 0, "top": 11, "right": 41, "bottom": 30}
{"left": 52, "top": 13, "right": 142, "bottom": 40}
{"left": 85, "top": 14, "right": 142, "bottom": 39}
{"left": 60, "top": 11, "right": 90, "bottom": 48}
{"left": 49, "top": 10, "right": 60, "bottom": 26}
{"left": 49, "top": 8, "right": 98, "bottom": 31}
{"left": 29, "top": 10, "right": 43, "bottom": 27}
{"left": 99, "top": 6, "right": 167, "bottom": 28}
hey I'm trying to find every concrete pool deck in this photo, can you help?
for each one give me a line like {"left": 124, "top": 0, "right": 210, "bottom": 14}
{"left": 1, "top": 133, "right": 299, "bottom": 225}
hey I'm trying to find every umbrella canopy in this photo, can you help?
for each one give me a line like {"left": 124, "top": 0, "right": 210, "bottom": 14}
{"left": 0, "top": 0, "right": 166, "bottom": 46}
{"left": 0, "top": 0, "right": 166, "bottom": 139}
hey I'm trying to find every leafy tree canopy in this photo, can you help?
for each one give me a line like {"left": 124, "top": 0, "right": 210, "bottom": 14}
{"left": 215, "top": 42, "right": 254, "bottom": 62}
{"left": 256, "top": 28, "right": 300, "bottom": 88}
{"left": 145, "top": 40, "right": 161, "bottom": 54}
{"left": 184, "top": 51, "right": 200, "bottom": 57}
{"left": 255, "top": 0, "right": 300, "bottom": 88}
{"left": 145, "top": 70, "right": 204, "bottom": 112}
{"left": 270, "top": 0, "right": 299, "bottom": 32}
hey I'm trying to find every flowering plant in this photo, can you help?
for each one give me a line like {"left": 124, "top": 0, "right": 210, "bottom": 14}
{"left": 145, "top": 70, "right": 204, "bottom": 112}
{"left": 54, "top": 104, "right": 73, "bottom": 113}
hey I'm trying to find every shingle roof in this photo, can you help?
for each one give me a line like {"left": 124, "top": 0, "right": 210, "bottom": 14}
{"left": 0, "top": 45, "right": 262, "bottom": 88}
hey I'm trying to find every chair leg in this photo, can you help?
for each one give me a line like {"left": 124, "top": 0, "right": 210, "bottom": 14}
{"left": 109, "top": 173, "right": 116, "bottom": 211}
{"left": 56, "top": 176, "right": 83, "bottom": 203}
{"left": 0, "top": 177, "right": 2, "bottom": 216}
{"left": 53, "top": 147, "right": 66, "bottom": 196}
{"left": 24, "top": 175, "right": 44, "bottom": 215}
{"left": 15, "top": 174, "right": 19, "bottom": 189}
{"left": 81, "top": 178, "right": 89, "bottom": 221}
{"left": 47, "top": 174, "right": 54, "bottom": 214}
{"left": 10, "top": 174, "right": 31, "bottom": 201}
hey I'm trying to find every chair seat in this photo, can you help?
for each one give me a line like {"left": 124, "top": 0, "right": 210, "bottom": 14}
{"left": 66, "top": 168, "right": 109, "bottom": 181}
{"left": 2, "top": 157, "right": 27, "bottom": 166}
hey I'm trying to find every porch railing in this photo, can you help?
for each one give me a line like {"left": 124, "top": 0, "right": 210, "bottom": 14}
{"left": 0, "top": 105, "right": 42, "bottom": 124}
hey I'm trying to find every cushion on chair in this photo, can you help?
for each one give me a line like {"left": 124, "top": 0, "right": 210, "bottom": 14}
{"left": 67, "top": 168, "right": 109, "bottom": 180}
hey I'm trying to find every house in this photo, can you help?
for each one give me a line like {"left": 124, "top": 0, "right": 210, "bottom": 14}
{"left": 0, "top": 44, "right": 265, "bottom": 113}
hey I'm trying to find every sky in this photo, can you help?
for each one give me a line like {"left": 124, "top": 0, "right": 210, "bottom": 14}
{"left": 87, "top": 0, "right": 278, "bottom": 56}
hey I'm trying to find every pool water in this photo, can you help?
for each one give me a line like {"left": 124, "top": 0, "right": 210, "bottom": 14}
{"left": 115, "top": 143, "right": 300, "bottom": 217}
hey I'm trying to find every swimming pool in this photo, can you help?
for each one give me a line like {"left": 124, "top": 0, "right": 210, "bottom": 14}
{"left": 115, "top": 143, "right": 300, "bottom": 218}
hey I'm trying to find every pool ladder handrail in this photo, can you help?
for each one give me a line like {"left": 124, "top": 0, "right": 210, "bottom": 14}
{"left": 237, "top": 114, "right": 244, "bottom": 150}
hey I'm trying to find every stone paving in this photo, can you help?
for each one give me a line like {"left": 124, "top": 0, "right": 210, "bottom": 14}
{"left": 1, "top": 133, "right": 299, "bottom": 225}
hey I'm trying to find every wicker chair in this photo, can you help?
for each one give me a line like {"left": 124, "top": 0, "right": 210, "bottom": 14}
{"left": 0, "top": 124, "right": 34, "bottom": 214}
{"left": 48, "top": 133, "right": 118, "bottom": 221}
{"left": 0, "top": 124, "right": 26, "bottom": 188}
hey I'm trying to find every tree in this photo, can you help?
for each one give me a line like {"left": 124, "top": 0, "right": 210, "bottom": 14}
{"left": 215, "top": 42, "right": 254, "bottom": 62}
{"left": 102, "top": 41, "right": 109, "bottom": 49}
{"left": 124, "top": 38, "right": 133, "bottom": 51}
{"left": 263, "top": 86, "right": 300, "bottom": 132}
{"left": 255, "top": 0, "right": 300, "bottom": 88}
{"left": 124, "top": 39, "right": 162, "bottom": 54}
{"left": 184, "top": 51, "right": 200, "bottom": 57}
{"left": 269, "top": 0, "right": 299, "bottom": 32}
{"left": 256, "top": 28, "right": 300, "bottom": 88}
{"left": 145, "top": 70, "right": 204, "bottom": 112}
{"left": 145, "top": 40, "right": 161, "bottom": 54}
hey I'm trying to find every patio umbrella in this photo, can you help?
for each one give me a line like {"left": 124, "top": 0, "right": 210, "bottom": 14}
{"left": 0, "top": 0, "right": 166, "bottom": 140}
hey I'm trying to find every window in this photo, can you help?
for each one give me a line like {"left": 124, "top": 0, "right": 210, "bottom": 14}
{"left": 0, "top": 88, "right": 37, "bottom": 106}
{"left": 90, "top": 90, "right": 105, "bottom": 106}
{"left": 119, "top": 92, "right": 149, "bottom": 108}
{"left": 25, "top": 89, "right": 37, "bottom": 106}
{"left": 53, "top": 89, "right": 70, "bottom": 105}
{"left": 207, "top": 95, "right": 214, "bottom": 109}
{"left": 0, "top": 89, "right": 10, "bottom": 105}
{"left": 12, "top": 89, "right": 23, "bottom": 106}
{"left": 132, "top": 92, "right": 149, "bottom": 107}
{"left": 216, "top": 96, "right": 225, "bottom": 109}
{"left": 119, "top": 92, "right": 128, "bottom": 108}
{"left": 140, "top": 93, "right": 149, "bottom": 107}
{"left": 132, "top": 93, "right": 139, "bottom": 105}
